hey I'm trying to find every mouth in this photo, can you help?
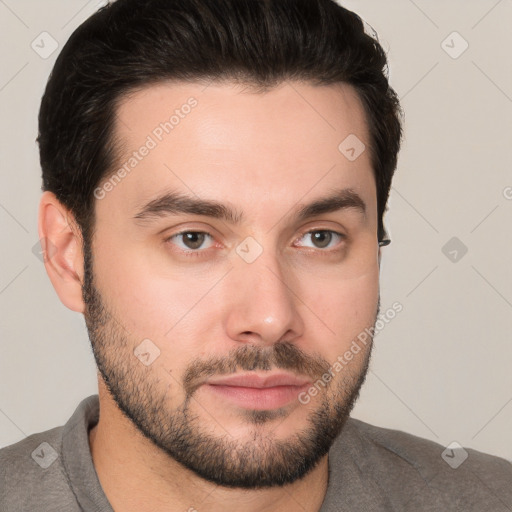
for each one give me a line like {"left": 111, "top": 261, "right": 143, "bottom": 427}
{"left": 203, "top": 372, "right": 312, "bottom": 410}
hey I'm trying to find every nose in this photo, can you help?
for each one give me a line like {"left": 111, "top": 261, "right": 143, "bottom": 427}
{"left": 223, "top": 251, "right": 305, "bottom": 347}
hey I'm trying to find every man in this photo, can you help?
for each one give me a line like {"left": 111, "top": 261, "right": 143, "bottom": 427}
{"left": 0, "top": 0, "right": 510, "bottom": 510}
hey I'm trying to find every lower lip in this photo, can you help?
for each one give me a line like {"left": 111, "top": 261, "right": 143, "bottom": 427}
{"left": 205, "top": 383, "right": 310, "bottom": 410}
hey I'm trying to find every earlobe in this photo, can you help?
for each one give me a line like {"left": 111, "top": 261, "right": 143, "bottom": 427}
{"left": 38, "top": 191, "right": 86, "bottom": 313}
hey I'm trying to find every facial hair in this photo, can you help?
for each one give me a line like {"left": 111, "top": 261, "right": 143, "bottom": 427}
{"left": 82, "top": 238, "right": 376, "bottom": 489}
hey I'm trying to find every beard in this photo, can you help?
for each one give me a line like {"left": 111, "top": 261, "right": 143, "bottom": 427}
{"left": 82, "top": 238, "right": 376, "bottom": 489}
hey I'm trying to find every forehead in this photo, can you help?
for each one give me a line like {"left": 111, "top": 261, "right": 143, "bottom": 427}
{"left": 99, "top": 80, "right": 376, "bottom": 224}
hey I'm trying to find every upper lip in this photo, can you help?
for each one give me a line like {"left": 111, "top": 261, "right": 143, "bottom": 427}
{"left": 206, "top": 372, "right": 312, "bottom": 389}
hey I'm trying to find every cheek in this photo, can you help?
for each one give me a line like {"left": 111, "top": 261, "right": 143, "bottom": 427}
{"left": 92, "top": 243, "right": 225, "bottom": 373}
{"left": 91, "top": 226, "right": 379, "bottom": 376}
{"left": 92, "top": 243, "right": 192, "bottom": 335}
{"left": 301, "top": 269, "right": 379, "bottom": 357}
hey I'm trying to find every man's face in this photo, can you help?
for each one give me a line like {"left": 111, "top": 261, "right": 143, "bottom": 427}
{"left": 83, "top": 81, "right": 380, "bottom": 487}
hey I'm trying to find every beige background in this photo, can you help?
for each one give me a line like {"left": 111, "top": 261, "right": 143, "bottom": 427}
{"left": 0, "top": 0, "right": 511, "bottom": 462}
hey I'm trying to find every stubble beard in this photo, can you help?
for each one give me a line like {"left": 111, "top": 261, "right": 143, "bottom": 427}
{"left": 81, "top": 239, "right": 375, "bottom": 488}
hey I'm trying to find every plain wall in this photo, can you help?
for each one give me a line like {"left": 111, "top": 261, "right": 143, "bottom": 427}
{"left": 0, "top": 0, "right": 511, "bottom": 462}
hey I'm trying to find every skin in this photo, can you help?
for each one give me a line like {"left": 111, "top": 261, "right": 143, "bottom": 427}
{"left": 39, "top": 80, "right": 381, "bottom": 512}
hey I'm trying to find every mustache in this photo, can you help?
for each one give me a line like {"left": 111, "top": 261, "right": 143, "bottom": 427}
{"left": 183, "top": 342, "right": 331, "bottom": 397}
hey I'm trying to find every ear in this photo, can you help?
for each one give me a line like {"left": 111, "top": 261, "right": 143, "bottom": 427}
{"left": 37, "top": 191, "right": 86, "bottom": 313}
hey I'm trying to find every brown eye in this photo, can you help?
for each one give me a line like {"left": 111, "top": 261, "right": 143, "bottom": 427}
{"left": 169, "top": 232, "right": 213, "bottom": 251}
{"left": 311, "top": 231, "right": 333, "bottom": 248}
{"left": 182, "top": 232, "right": 206, "bottom": 249}
{"left": 297, "top": 230, "right": 344, "bottom": 250}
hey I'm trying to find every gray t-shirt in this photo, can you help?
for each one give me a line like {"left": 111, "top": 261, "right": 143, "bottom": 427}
{"left": 1, "top": 395, "right": 511, "bottom": 511}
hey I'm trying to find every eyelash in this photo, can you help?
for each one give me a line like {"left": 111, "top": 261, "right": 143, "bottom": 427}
{"left": 164, "top": 229, "right": 346, "bottom": 257}
{"left": 166, "top": 231, "right": 216, "bottom": 258}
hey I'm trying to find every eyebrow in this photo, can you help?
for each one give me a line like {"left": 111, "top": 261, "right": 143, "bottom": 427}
{"left": 133, "top": 188, "right": 366, "bottom": 225}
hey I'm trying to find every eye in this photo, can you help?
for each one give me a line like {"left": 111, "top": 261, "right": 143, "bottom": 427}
{"left": 168, "top": 231, "right": 214, "bottom": 251}
{"left": 295, "top": 230, "right": 345, "bottom": 250}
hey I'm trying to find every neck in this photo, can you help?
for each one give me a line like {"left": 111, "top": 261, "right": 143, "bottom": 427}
{"left": 88, "top": 380, "right": 329, "bottom": 512}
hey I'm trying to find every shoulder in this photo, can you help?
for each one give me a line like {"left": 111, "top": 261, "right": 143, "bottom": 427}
{"left": 0, "top": 396, "right": 98, "bottom": 512}
{"left": 0, "top": 421, "right": 85, "bottom": 511}
{"left": 330, "top": 418, "right": 512, "bottom": 511}
{"left": 0, "top": 424, "right": 62, "bottom": 477}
